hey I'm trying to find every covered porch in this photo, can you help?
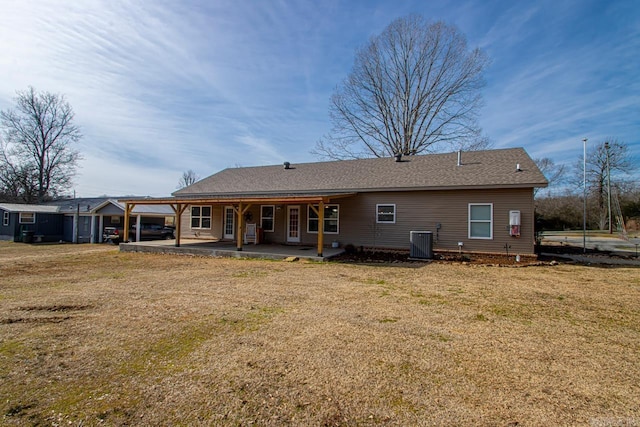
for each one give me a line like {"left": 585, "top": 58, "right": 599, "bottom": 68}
{"left": 119, "top": 193, "right": 354, "bottom": 257}
{"left": 119, "top": 239, "right": 344, "bottom": 261}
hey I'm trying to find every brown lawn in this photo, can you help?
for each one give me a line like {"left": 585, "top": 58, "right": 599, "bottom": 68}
{"left": 0, "top": 241, "right": 639, "bottom": 426}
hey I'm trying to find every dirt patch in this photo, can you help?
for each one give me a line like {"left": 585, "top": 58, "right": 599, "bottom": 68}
{"left": 1, "top": 316, "right": 72, "bottom": 324}
{"left": 332, "top": 244, "right": 639, "bottom": 267}
{"left": 18, "top": 304, "right": 93, "bottom": 312}
{"left": 1, "top": 304, "right": 92, "bottom": 325}
{"left": 332, "top": 249, "right": 545, "bottom": 266}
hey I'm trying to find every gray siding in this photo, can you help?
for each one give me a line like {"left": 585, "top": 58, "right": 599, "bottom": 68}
{"left": 332, "top": 189, "right": 535, "bottom": 254}
{"left": 0, "top": 209, "right": 17, "bottom": 241}
{"left": 96, "top": 204, "right": 123, "bottom": 215}
{"left": 179, "top": 205, "right": 223, "bottom": 240}
{"left": 175, "top": 188, "right": 536, "bottom": 254}
{"left": 1, "top": 212, "right": 65, "bottom": 242}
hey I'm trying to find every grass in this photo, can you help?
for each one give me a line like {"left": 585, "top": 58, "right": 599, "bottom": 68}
{"left": 0, "top": 241, "right": 639, "bottom": 425}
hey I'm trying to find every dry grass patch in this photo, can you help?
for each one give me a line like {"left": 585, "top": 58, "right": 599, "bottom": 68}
{"left": 0, "top": 241, "right": 639, "bottom": 426}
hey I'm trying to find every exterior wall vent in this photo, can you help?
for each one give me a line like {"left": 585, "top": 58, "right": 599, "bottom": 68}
{"left": 409, "top": 231, "right": 433, "bottom": 259}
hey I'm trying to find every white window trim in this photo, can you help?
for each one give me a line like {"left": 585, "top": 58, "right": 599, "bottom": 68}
{"left": 2, "top": 211, "right": 8, "bottom": 226}
{"left": 307, "top": 204, "right": 339, "bottom": 235}
{"left": 19, "top": 212, "right": 35, "bottom": 224}
{"left": 260, "top": 205, "right": 275, "bottom": 232}
{"left": 468, "top": 203, "right": 493, "bottom": 240}
{"left": 191, "top": 205, "right": 212, "bottom": 229}
{"left": 376, "top": 204, "right": 396, "bottom": 224}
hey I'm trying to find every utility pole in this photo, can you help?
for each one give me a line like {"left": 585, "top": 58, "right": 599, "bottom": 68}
{"left": 605, "top": 141, "right": 612, "bottom": 234}
{"left": 583, "top": 138, "right": 587, "bottom": 253}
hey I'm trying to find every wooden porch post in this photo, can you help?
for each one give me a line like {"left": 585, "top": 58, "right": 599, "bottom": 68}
{"left": 236, "top": 202, "right": 244, "bottom": 251}
{"left": 171, "top": 203, "right": 187, "bottom": 247}
{"left": 235, "top": 203, "right": 252, "bottom": 251}
{"left": 123, "top": 203, "right": 135, "bottom": 243}
{"left": 317, "top": 201, "right": 324, "bottom": 257}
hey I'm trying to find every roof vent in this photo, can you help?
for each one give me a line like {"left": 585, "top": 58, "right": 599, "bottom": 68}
{"left": 394, "top": 153, "right": 402, "bottom": 162}
{"left": 284, "top": 161, "right": 291, "bottom": 170}
{"left": 457, "top": 150, "right": 462, "bottom": 166}
{"left": 516, "top": 163, "right": 522, "bottom": 172}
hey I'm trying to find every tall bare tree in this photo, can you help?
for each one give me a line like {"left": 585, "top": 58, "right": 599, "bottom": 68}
{"left": 177, "top": 169, "right": 200, "bottom": 189}
{"left": 575, "top": 139, "right": 633, "bottom": 229}
{"left": 0, "top": 87, "right": 81, "bottom": 203}
{"left": 314, "top": 15, "right": 489, "bottom": 160}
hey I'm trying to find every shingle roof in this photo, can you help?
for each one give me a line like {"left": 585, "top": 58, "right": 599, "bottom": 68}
{"left": 174, "top": 148, "right": 547, "bottom": 197}
{"left": 46, "top": 197, "right": 111, "bottom": 213}
{"left": 0, "top": 203, "right": 60, "bottom": 213}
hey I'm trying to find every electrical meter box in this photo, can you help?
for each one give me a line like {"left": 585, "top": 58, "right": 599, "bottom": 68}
{"left": 509, "top": 210, "right": 521, "bottom": 237}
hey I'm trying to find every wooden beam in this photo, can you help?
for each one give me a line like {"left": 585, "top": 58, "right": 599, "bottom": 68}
{"left": 233, "top": 203, "right": 252, "bottom": 250}
{"left": 236, "top": 202, "right": 244, "bottom": 251}
{"left": 171, "top": 203, "right": 188, "bottom": 247}
{"left": 117, "top": 193, "right": 357, "bottom": 206}
{"left": 317, "top": 200, "right": 324, "bottom": 257}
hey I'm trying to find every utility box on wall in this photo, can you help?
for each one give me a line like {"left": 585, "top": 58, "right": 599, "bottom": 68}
{"left": 509, "top": 210, "right": 521, "bottom": 237}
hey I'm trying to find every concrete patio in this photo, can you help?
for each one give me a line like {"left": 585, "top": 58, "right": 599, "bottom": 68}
{"left": 119, "top": 239, "right": 345, "bottom": 261}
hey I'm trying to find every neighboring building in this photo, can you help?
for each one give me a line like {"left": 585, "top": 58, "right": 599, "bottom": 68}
{"left": 0, "top": 198, "right": 175, "bottom": 243}
{"left": 124, "top": 148, "right": 547, "bottom": 255}
{"left": 45, "top": 198, "right": 175, "bottom": 243}
{"left": 0, "top": 203, "right": 63, "bottom": 242}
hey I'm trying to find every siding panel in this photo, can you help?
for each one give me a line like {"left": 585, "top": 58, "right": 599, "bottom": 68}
{"left": 175, "top": 188, "right": 536, "bottom": 255}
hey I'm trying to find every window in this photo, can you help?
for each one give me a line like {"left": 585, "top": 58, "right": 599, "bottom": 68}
{"left": 307, "top": 204, "right": 339, "bottom": 234}
{"left": 19, "top": 212, "right": 35, "bottom": 224}
{"left": 191, "top": 206, "right": 211, "bottom": 229}
{"left": 2, "top": 211, "right": 8, "bottom": 226}
{"left": 469, "top": 203, "right": 493, "bottom": 239}
{"left": 376, "top": 204, "right": 396, "bottom": 223}
{"left": 260, "top": 205, "right": 275, "bottom": 232}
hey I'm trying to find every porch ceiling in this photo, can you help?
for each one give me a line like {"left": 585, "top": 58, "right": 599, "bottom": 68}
{"left": 118, "top": 192, "right": 357, "bottom": 206}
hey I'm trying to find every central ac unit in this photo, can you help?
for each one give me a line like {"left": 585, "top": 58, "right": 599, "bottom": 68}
{"left": 410, "top": 231, "right": 433, "bottom": 259}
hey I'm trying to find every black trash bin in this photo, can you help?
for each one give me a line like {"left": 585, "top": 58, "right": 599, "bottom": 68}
{"left": 22, "top": 230, "right": 34, "bottom": 243}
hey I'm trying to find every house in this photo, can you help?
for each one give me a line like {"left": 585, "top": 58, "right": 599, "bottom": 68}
{"left": 0, "top": 198, "right": 175, "bottom": 243}
{"left": 119, "top": 148, "right": 547, "bottom": 256}
{"left": 0, "top": 203, "right": 63, "bottom": 242}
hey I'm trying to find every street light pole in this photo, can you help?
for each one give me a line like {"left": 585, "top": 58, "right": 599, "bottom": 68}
{"left": 583, "top": 138, "right": 587, "bottom": 254}
{"left": 605, "top": 141, "right": 612, "bottom": 234}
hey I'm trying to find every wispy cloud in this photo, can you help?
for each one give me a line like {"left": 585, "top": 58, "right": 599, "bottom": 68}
{"left": 0, "top": 0, "right": 637, "bottom": 196}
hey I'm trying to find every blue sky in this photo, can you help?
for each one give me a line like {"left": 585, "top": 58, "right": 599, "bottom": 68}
{"left": 0, "top": 0, "right": 638, "bottom": 197}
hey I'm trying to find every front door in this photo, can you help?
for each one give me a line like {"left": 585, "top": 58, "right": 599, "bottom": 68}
{"left": 224, "top": 206, "right": 235, "bottom": 239}
{"left": 287, "top": 205, "right": 300, "bottom": 243}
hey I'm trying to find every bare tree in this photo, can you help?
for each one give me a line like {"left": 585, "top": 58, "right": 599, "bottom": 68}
{"left": 0, "top": 151, "right": 39, "bottom": 203}
{"left": 177, "top": 169, "right": 200, "bottom": 189}
{"left": 313, "top": 16, "right": 489, "bottom": 160}
{"left": 575, "top": 139, "right": 634, "bottom": 229}
{"left": 534, "top": 157, "right": 566, "bottom": 196}
{"left": 0, "top": 87, "right": 81, "bottom": 203}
